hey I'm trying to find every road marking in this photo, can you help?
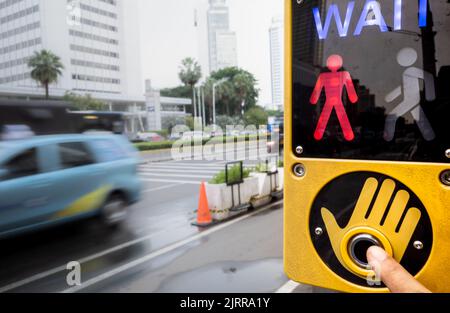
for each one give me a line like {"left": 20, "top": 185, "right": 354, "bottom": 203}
{"left": 275, "top": 280, "right": 300, "bottom": 293}
{"left": 142, "top": 184, "right": 181, "bottom": 193}
{"left": 140, "top": 173, "right": 213, "bottom": 179}
{"left": 62, "top": 200, "right": 283, "bottom": 293}
{"left": 141, "top": 164, "right": 225, "bottom": 170}
{"left": 139, "top": 168, "right": 220, "bottom": 174}
{"left": 0, "top": 228, "right": 168, "bottom": 293}
{"left": 140, "top": 178, "right": 203, "bottom": 185}
{"left": 142, "top": 163, "right": 256, "bottom": 168}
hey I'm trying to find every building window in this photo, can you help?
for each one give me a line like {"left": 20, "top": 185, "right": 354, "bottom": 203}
{"left": 72, "top": 88, "right": 120, "bottom": 95}
{"left": 77, "top": 17, "right": 117, "bottom": 32}
{"left": 0, "top": 22, "right": 40, "bottom": 40}
{"left": 0, "top": 0, "right": 25, "bottom": 10}
{"left": 0, "top": 38, "right": 41, "bottom": 55}
{"left": 0, "top": 57, "right": 29, "bottom": 70}
{"left": 70, "top": 44, "right": 119, "bottom": 58}
{"left": 97, "top": 0, "right": 117, "bottom": 6}
{"left": 0, "top": 5, "right": 39, "bottom": 24}
{"left": 79, "top": 3, "right": 117, "bottom": 19}
{"left": 72, "top": 74, "right": 121, "bottom": 85}
{"left": 71, "top": 59, "right": 120, "bottom": 71}
{"left": 69, "top": 29, "right": 118, "bottom": 45}
{"left": 0, "top": 72, "right": 31, "bottom": 84}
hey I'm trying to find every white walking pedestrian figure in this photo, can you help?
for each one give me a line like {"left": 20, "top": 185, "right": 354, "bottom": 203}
{"left": 384, "top": 47, "right": 436, "bottom": 142}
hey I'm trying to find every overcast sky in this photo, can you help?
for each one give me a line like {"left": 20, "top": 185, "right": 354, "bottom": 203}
{"left": 138, "top": 0, "right": 284, "bottom": 107}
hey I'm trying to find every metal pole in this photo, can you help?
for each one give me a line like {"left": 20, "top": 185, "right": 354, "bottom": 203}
{"left": 193, "top": 87, "right": 197, "bottom": 118}
{"left": 202, "top": 87, "right": 206, "bottom": 127}
{"left": 212, "top": 83, "right": 217, "bottom": 126}
{"left": 197, "top": 86, "right": 202, "bottom": 129}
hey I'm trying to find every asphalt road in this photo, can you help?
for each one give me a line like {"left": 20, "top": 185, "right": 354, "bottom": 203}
{"left": 0, "top": 158, "right": 309, "bottom": 293}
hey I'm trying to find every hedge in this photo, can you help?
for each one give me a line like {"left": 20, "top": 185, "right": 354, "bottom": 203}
{"left": 135, "top": 135, "right": 260, "bottom": 152}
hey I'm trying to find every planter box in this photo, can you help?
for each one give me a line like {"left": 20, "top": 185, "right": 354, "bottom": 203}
{"left": 278, "top": 168, "right": 284, "bottom": 190}
{"left": 250, "top": 170, "right": 284, "bottom": 207}
{"left": 206, "top": 176, "right": 259, "bottom": 221}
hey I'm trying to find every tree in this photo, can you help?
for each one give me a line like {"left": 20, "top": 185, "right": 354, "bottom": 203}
{"left": 160, "top": 85, "right": 192, "bottom": 98}
{"left": 233, "top": 73, "right": 254, "bottom": 116}
{"left": 216, "top": 115, "right": 244, "bottom": 131}
{"left": 204, "top": 67, "right": 259, "bottom": 118}
{"left": 178, "top": 57, "right": 202, "bottom": 116}
{"left": 266, "top": 109, "right": 284, "bottom": 118}
{"left": 63, "top": 92, "right": 107, "bottom": 111}
{"left": 244, "top": 106, "right": 269, "bottom": 127}
{"left": 28, "top": 50, "right": 64, "bottom": 99}
{"left": 162, "top": 116, "right": 187, "bottom": 134}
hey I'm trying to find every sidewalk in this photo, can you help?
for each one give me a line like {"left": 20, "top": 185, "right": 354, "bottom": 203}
{"left": 139, "top": 149, "right": 173, "bottom": 163}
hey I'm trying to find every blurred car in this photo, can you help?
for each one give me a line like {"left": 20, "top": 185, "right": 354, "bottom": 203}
{"left": 267, "top": 123, "right": 284, "bottom": 155}
{"left": 240, "top": 130, "right": 258, "bottom": 136}
{"left": 1, "top": 125, "right": 35, "bottom": 141}
{"left": 0, "top": 134, "right": 141, "bottom": 238}
{"left": 169, "top": 132, "right": 183, "bottom": 141}
{"left": 136, "top": 132, "right": 164, "bottom": 142}
{"left": 181, "top": 131, "right": 211, "bottom": 141}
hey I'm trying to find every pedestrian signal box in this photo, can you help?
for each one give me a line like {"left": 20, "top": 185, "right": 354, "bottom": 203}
{"left": 284, "top": 0, "right": 450, "bottom": 292}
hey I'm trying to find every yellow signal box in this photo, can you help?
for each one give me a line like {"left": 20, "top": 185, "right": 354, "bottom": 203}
{"left": 284, "top": 0, "right": 450, "bottom": 292}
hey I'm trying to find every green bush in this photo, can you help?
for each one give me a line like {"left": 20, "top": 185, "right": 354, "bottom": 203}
{"left": 209, "top": 164, "right": 251, "bottom": 185}
{"left": 134, "top": 141, "right": 175, "bottom": 151}
{"left": 135, "top": 134, "right": 260, "bottom": 152}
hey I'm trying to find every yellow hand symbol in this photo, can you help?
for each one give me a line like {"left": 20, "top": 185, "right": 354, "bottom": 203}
{"left": 321, "top": 177, "right": 421, "bottom": 278}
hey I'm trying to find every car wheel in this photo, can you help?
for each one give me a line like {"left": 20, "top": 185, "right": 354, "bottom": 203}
{"left": 100, "top": 194, "right": 127, "bottom": 227}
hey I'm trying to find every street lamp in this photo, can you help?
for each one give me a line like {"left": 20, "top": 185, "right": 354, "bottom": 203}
{"left": 212, "top": 78, "right": 229, "bottom": 127}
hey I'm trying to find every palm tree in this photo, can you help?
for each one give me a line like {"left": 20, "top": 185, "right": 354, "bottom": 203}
{"left": 233, "top": 73, "right": 253, "bottom": 116}
{"left": 28, "top": 50, "right": 64, "bottom": 99}
{"left": 178, "top": 57, "right": 202, "bottom": 116}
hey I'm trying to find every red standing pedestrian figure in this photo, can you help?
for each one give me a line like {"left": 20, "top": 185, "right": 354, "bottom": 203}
{"left": 310, "top": 55, "right": 358, "bottom": 141}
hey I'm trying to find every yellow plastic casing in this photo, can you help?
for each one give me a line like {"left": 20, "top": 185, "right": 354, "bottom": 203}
{"left": 283, "top": 0, "right": 450, "bottom": 293}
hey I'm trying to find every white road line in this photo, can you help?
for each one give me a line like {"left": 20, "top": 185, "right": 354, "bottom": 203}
{"left": 139, "top": 167, "right": 223, "bottom": 172}
{"left": 139, "top": 164, "right": 225, "bottom": 169}
{"left": 275, "top": 280, "right": 300, "bottom": 293}
{"left": 142, "top": 163, "right": 256, "bottom": 168}
{"left": 139, "top": 168, "right": 220, "bottom": 174}
{"left": 62, "top": 200, "right": 283, "bottom": 293}
{"left": 140, "top": 178, "right": 203, "bottom": 185}
{"left": 142, "top": 184, "right": 181, "bottom": 193}
{"left": 140, "top": 173, "right": 212, "bottom": 179}
{"left": 0, "top": 228, "right": 168, "bottom": 293}
{"left": 167, "top": 162, "right": 227, "bottom": 166}
{"left": 150, "top": 161, "right": 226, "bottom": 165}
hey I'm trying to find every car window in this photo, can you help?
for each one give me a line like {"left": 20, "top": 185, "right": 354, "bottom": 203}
{"left": 58, "top": 142, "right": 95, "bottom": 169}
{"left": 1, "top": 148, "right": 39, "bottom": 181}
{"left": 94, "top": 139, "right": 128, "bottom": 162}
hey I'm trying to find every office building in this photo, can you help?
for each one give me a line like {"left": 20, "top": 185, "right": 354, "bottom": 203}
{"left": 269, "top": 17, "right": 284, "bottom": 111}
{"left": 0, "top": 0, "right": 142, "bottom": 101}
{"left": 207, "top": 0, "right": 237, "bottom": 72}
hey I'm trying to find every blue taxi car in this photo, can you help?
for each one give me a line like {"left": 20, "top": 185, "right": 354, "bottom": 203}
{"left": 0, "top": 134, "right": 141, "bottom": 238}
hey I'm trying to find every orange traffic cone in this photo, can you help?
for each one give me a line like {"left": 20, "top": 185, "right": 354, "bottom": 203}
{"left": 192, "top": 182, "right": 213, "bottom": 227}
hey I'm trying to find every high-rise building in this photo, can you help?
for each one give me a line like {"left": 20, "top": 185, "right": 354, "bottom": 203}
{"left": 0, "top": 0, "right": 142, "bottom": 101}
{"left": 207, "top": 0, "right": 237, "bottom": 73}
{"left": 269, "top": 17, "right": 284, "bottom": 111}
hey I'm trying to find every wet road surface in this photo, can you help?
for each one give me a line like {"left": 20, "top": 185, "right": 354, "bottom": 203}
{"left": 0, "top": 159, "right": 294, "bottom": 293}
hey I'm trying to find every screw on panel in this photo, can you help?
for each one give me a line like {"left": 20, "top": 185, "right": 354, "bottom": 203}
{"left": 413, "top": 241, "right": 424, "bottom": 250}
{"left": 440, "top": 170, "right": 450, "bottom": 186}
{"left": 293, "top": 163, "right": 306, "bottom": 177}
{"left": 315, "top": 227, "right": 323, "bottom": 236}
{"left": 295, "top": 146, "right": 304, "bottom": 155}
{"left": 445, "top": 149, "right": 450, "bottom": 159}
